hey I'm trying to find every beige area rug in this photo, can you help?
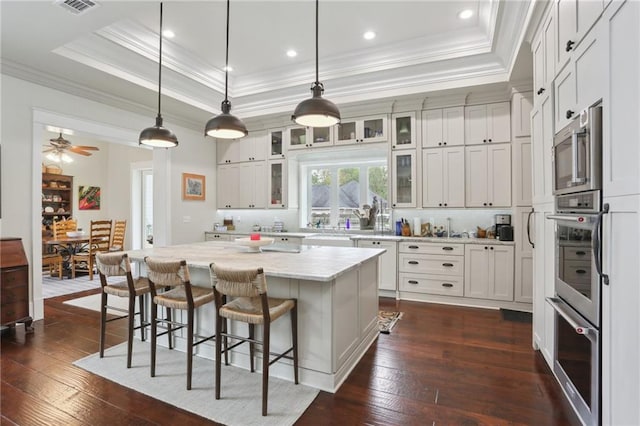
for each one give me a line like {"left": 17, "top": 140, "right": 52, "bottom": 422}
{"left": 74, "top": 340, "right": 319, "bottom": 426}
{"left": 63, "top": 293, "right": 131, "bottom": 315}
{"left": 378, "top": 311, "right": 403, "bottom": 334}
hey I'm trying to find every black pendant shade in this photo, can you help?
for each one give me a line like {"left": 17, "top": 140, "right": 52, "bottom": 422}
{"left": 292, "top": 0, "right": 340, "bottom": 127}
{"left": 204, "top": 0, "right": 248, "bottom": 140}
{"left": 139, "top": 2, "right": 178, "bottom": 148}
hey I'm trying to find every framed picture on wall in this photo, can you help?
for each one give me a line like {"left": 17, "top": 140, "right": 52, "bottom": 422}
{"left": 78, "top": 186, "right": 101, "bottom": 210}
{"left": 182, "top": 173, "right": 205, "bottom": 201}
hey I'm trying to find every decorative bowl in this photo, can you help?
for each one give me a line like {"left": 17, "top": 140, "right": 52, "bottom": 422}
{"left": 66, "top": 231, "right": 86, "bottom": 238}
{"left": 235, "top": 237, "right": 274, "bottom": 252}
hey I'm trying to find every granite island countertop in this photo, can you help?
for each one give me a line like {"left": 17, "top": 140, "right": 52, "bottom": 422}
{"left": 126, "top": 240, "right": 385, "bottom": 282}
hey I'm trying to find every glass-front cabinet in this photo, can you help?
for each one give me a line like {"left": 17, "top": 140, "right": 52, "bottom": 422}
{"left": 391, "top": 150, "right": 417, "bottom": 208}
{"left": 268, "top": 159, "right": 287, "bottom": 208}
{"left": 391, "top": 112, "right": 417, "bottom": 149}
{"left": 286, "top": 126, "right": 333, "bottom": 150}
{"left": 334, "top": 115, "right": 388, "bottom": 145}
{"left": 269, "top": 129, "right": 285, "bottom": 159}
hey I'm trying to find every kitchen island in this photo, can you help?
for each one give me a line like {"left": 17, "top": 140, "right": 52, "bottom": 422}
{"left": 125, "top": 240, "right": 385, "bottom": 392}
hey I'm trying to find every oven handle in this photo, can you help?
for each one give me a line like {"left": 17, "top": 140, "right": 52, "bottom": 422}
{"left": 547, "top": 297, "right": 596, "bottom": 337}
{"left": 527, "top": 208, "right": 534, "bottom": 248}
{"left": 547, "top": 214, "right": 595, "bottom": 223}
{"left": 571, "top": 129, "right": 587, "bottom": 184}
{"left": 592, "top": 203, "right": 610, "bottom": 285}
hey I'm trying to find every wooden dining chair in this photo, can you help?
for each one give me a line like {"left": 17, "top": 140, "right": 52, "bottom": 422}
{"left": 110, "top": 220, "right": 127, "bottom": 252}
{"left": 52, "top": 218, "right": 77, "bottom": 239}
{"left": 71, "top": 220, "right": 112, "bottom": 280}
{"left": 45, "top": 219, "right": 77, "bottom": 279}
{"left": 209, "top": 263, "right": 298, "bottom": 416}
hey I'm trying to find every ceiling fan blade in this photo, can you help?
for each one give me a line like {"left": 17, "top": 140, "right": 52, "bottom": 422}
{"left": 68, "top": 148, "right": 92, "bottom": 156}
{"left": 42, "top": 148, "right": 55, "bottom": 153}
{"left": 71, "top": 145, "right": 99, "bottom": 151}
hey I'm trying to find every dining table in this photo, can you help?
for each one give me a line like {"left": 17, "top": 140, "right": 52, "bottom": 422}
{"left": 45, "top": 235, "right": 106, "bottom": 278}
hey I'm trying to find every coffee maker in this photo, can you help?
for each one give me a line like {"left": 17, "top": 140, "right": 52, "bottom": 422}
{"left": 495, "top": 214, "right": 513, "bottom": 241}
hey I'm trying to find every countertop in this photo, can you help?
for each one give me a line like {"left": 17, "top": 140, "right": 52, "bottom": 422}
{"left": 126, "top": 241, "right": 385, "bottom": 282}
{"left": 205, "top": 230, "right": 516, "bottom": 245}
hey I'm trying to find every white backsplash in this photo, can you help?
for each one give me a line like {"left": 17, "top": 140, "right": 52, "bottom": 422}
{"left": 214, "top": 209, "right": 299, "bottom": 233}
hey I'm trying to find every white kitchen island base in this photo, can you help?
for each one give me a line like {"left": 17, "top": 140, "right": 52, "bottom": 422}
{"left": 126, "top": 241, "right": 384, "bottom": 393}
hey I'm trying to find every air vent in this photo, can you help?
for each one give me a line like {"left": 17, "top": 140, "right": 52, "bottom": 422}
{"left": 54, "top": 0, "right": 99, "bottom": 15}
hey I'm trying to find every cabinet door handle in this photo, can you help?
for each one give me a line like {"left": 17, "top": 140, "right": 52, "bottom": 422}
{"left": 537, "top": 87, "right": 545, "bottom": 95}
{"left": 408, "top": 280, "right": 419, "bottom": 285}
{"left": 576, "top": 269, "right": 587, "bottom": 274}
{"left": 442, "top": 263, "right": 454, "bottom": 267}
{"left": 408, "top": 245, "right": 419, "bottom": 249}
{"left": 441, "top": 283, "right": 453, "bottom": 288}
{"left": 575, "top": 251, "right": 586, "bottom": 256}
{"left": 527, "top": 207, "right": 535, "bottom": 248}
{"left": 490, "top": 247, "right": 494, "bottom": 250}
{"left": 442, "top": 247, "right": 454, "bottom": 251}
{"left": 566, "top": 110, "right": 574, "bottom": 119}
{"left": 443, "top": 142, "right": 447, "bottom": 146}
{"left": 565, "top": 40, "right": 575, "bottom": 52}
{"left": 408, "top": 261, "right": 419, "bottom": 265}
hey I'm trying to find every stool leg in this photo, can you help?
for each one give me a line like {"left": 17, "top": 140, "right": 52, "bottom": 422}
{"left": 138, "top": 294, "right": 146, "bottom": 341}
{"left": 223, "top": 318, "right": 229, "bottom": 366}
{"left": 127, "top": 295, "right": 135, "bottom": 368}
{"left": 215, "top": 312, "right": 222, "bottom": 400}
{"left": 150, "top": 302, "right": 157, "bottom": 378}
{"left": 292, "top": 302, "right": 299, "bottom": 385}
{"left": 262, "top": 322, "right": 270, "bottom": 416}
{"left": 166, "top": 306, "right": 173, "bottom": 349}
{"left": 187, "top": 308, "right": 194, "bottom": 390}
{"left": 249, "top": 323, "right": 255, "bottom": 372}
{"left": 99, "top": 291, "right": 108, "bottom": 358}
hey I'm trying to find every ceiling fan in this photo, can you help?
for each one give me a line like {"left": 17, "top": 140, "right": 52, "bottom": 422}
{"left": 43, "top": 133, "right": 99, "bottom": 163}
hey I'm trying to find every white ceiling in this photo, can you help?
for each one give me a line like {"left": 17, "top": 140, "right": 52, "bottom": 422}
{"left": 1, "top": 0, "right": 534, "bottom": 130}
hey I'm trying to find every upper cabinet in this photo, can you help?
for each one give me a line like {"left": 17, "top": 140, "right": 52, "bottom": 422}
{"left": 391, "top": 150, "right": 417, "bottom": 208}
{"left": 465, "top": 143, "right": 512, "bottom": 208}
{"left": 556, "top": 0, "right": 604, "bottom": 71}
{"left": 217, "top": 132, "right": 267, "bottom": 164}
{"left": 511, "top": 92, "right": 533, "bottom": 138}
{"left": 422, "top": 147, "right": 465, "bottom": 208}
{"left": 334, "top": 115, "right": 388, "bottom": 145}
{"left": 391, "top": 112, "right": 417, "bottom": 150}
{"left": 464, "top": 102, "right": 511, "bottom": 145}
{"left": 268, "top": 129, "right": 286, "bottom": 159}
{"left": 287, "top": 126, "right": 334, "bottom": 151}
{"left": 422, "top": 107, "right": 465, "bottom": 148}
{"left": 533, "top": 9, "right": 556, "bottom": 104}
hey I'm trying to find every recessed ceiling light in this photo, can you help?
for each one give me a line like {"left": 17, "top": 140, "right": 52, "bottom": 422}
{"left": 363, "top": 31, "right": 376, "bottom": 40}
{"left": 458, "top": 9, "right": 473, "bottom": 20}
{"left": 223, "top": 65, "right": 233, "bottom": 72}
{"left": 162, "top": 29, "right": 175, "bottom": 39}
{"left": 286, "top": 49, "right": 298, "bottom": 58}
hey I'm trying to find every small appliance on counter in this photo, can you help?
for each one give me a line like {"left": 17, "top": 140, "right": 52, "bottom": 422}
{"left": 494, "top": 214, "right": 513, "bottom": 241}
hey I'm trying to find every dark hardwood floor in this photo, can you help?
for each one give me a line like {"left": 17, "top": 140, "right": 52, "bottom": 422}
{"left": 1, "top": 290, "right": 580, "bottom": 425}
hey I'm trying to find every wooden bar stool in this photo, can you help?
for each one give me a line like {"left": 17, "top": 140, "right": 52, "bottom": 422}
{"left": 144, "top": 257, "right": 220, "bottom": 390}
{"left": 95, "top": 252, "right": 150, "bottom": 368}
{"left": 209, "top": 263, "right": 299, "bottom": 416}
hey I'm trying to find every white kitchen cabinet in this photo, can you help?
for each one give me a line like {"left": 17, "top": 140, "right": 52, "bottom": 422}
{"left": 511, "top": 92, "right": 533, "bottom": 138}
{"left": 204, "top": 232, "right": 234, "bottom": 242}
{"left": 512, "top": 138, "right": 532, "bottom": 206}
{"left": 268, "top": 129, "right": 286, "bottom": 159}
{"left": 334, "top": 115, "right": 388, "bottom": 145}
{"left": 398, "top": 242, "right": 464, "bottom": 297}
{"left": 465, "top": 144, "right": 512, "bottom": 207}
{"left": 421, "top": 107, "right": 464, "bottom": 148}
{"left": 267, "top": 159, "right": 287, "bottom": 209}
{"left": 391, "top": 112, "right": 417, "bottom": 150}
{"left": 464, "top": 244, "right": 514, "bottom": 301}
{"left": 391, "top": 150, "right": 417, "bottom": 208}
{"left": 464, "top": 102, "right": 511, "bottom": 145}
{"left": 556, "top": 0, "right": 604, "bottom": 71}
{"left": 422, "top": 147, "right": 465, "bottom": 208}
{"left": 217, "top": 162, "right": 266, "bottom": 209}
{"left": 357, "top": 239, "right": 398, "bottom": 294}
{"left": 533, "top": 9, "right": 556, "bottom": 105}
{"left": 217, "top": 132, "right": 267, "bottom": 164}
{"left": 514, "top": 207, "right": 534, "bottom": 304}
{"left": 287, "top": 125, "right": 333, "bottom": 150}
{"left": 217, "top": 163, "right": 239, "bottom": 208}
{"left": 271, "top": 236, "right": 303, "bottom": 245}
{"left": 554, "top": 17, "right": 604, "bottom": 131}
{"left": 531, "top": 93, "right": 554, "bottom": 205}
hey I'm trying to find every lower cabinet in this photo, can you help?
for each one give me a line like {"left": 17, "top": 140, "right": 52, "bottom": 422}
{"left": 204, "top": 232, "right": 237, "bottom": 241}
{"left": 464, "top": 244, "right": 514, "bottom": 301}
{"left": 398, "top": 242, "right": 464, "bottom": 297}
{"left": 271, "top": 236, "right": 303, "bottom": 245}
{"left": 357, "top": 240, "right": 398, "bottom": 293}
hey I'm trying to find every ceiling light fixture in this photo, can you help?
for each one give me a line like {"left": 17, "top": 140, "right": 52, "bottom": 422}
{"left": 139, "top": 2, "right": 179, "bottom": 148}
{"left": 363, "top": 31, "right": 376, "bottom": 40}
{"left": 286, "top": 49, "right": 298, "bottom": 58}
{"left": 204, "top": 0, "right": 248, "bottom": 140}
{"left": 458, "top": 9, "right": 473, "bottom": 20}
{"left": 291, "top": 0, "right": 340, "bottom": 128}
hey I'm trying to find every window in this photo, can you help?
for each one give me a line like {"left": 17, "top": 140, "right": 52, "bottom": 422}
{"left": 303, "top": 160, "right": 389, "bottom": 230}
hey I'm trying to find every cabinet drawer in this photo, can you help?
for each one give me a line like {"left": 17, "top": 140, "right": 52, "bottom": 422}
{"left": 563, "top": 260, "right": 591, "bottom": 283}
{"left": 398, "top": 254, "right": 463, "bottom": 276}
{"left": 1, "top": 302, "right": 29, "bottom": 324}
{"left": 1, "top": 268, "right": 28, "bottom": 290}
{"left": 1, "top": 284, "right": 28, "bottom": 303}
{"left": 563, "top": 247, "right": 590, "bottom": 260}
{"left": 399, "top": 273, "right": 463, "bottom": 297}
{"left": 399, "top": 242, "right": 463, "bottom": 255}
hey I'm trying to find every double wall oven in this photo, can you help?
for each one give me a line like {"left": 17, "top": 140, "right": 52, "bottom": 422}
{"left": 547, "top": 104, "right": 606, "bottom": 426}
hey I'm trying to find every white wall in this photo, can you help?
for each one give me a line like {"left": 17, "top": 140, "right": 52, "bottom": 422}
{"left": 0, "top": 74, "right": 216, "bottom": 321}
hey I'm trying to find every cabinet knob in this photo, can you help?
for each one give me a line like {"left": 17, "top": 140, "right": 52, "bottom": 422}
{"left": 392, "top": 145, "right": 396, "bottom": 149}
{"left": 576, "top": 269, "right": 587, "bottom": 274}
{"left": 442, "top": 247, "right": 454, "bottom": 251}
{"left": 408, "top": 280, "right": 419, "bottom": 285}
{"left": 483, "top": 139, "right": 487, "bottom": 143}
{"left": 537, "top": 87, "right": 545, "bottom": 95}
{"left": 566, "top": 110, "right": 574, "bottom": 119}
{"left": 484, "top": 246, "right": 488, "bottom": 250}
{"left": 488, "top": 139, "right": 492, "bottom": 143}
{"left": 565, "top": 40, "right": 575, "bottom": 52}
{"left": 408, "top": 245, "right": 419, "bottom": 249}
{"left": 443, "top": 142, "right": 447, "bottom": 146}
{"left": 442, "top": 263, "right": 454, "bottom": 267}
{"left": 576, "top": 251, "right": 586, "bottom": 256}
{"left": 444, "top": 203, "right": 448, "bottom": 206}
{"left": 483, "top": 202, "right": 487, "bottom": 206}
{"left": 490, "top": 246, "right": 494, "bottom": 250}
{"left": 408, "top": 260, "right": 419, "bottom": 265}
{"left": 489, "top": 202, "right": 493, "bottom": 206}
{"left": 392, "top": 203, "right": 396, "bottom": 207}
{"left": 439, "top": 203, "right": 442, "bottom": 206}
{"left": 441, "top": 283, "right": 453, "bottom": 288}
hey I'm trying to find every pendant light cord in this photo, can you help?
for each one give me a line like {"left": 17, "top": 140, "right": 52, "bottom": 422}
{"left": 157, "top": 2, "right": 164, "bottom": 121}
{"left": 315, "top": 0, "right": 319, "bottom": 85}
{"left": 224, "top": 0, "right": 230, "bottom": 102}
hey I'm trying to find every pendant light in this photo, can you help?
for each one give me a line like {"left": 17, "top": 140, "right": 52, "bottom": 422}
{"left": 204, "top": 0, "right": 248, "bottom": 140}
{"left": 292, "top": 0, "right": 340, "bottom": 127}
{"left": 139, "top": 2, "right": 179, "bottom": 148}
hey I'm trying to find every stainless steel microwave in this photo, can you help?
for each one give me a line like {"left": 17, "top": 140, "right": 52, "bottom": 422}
{"left": 552, "top": 105, "right": 602, "bottom": 195}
